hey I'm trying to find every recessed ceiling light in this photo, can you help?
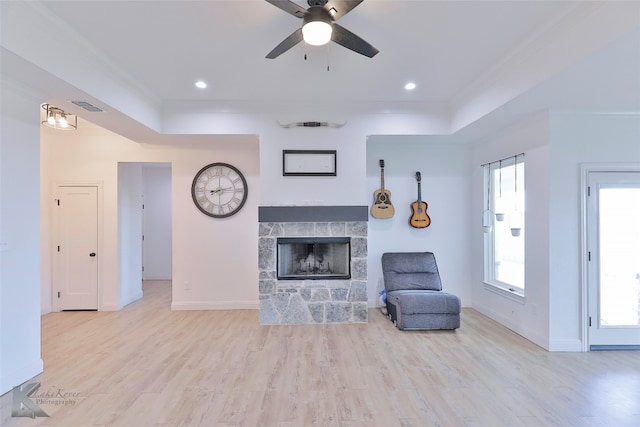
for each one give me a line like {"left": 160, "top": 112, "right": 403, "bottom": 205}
{"left": 195, "top": 81, "right": 207, "bottom": 89}
{"left": 404, "top": 82, "right": 416, "bottom": 91}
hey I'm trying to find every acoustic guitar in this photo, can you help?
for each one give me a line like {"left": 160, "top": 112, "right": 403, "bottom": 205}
{"left": 410, "top": 171, "right": 431, "bottom": 228}
{"left": 371, "top": 159, "right": 395, "bottom": 219}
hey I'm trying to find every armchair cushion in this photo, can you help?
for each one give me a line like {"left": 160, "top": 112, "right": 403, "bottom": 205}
{"left": 387, "top": 290, "right": 461, "bottom": 315}
{"left": 381, "top": 252, "right": 442, "bottom": 292}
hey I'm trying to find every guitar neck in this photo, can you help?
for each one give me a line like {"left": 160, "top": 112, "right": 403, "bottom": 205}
{"left": 380, "top": 168, "right": 385, "bottom": 191}
{"left": 410, "top": 172, "right": 430, "bottom": 228}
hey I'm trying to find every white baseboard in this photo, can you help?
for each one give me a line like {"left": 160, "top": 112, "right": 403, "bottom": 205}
{"left": 472, "top": 302, "right": 550, "bottom": 350}
{"left": 474, "top": 303, "right": 585, "bottom": 352}
{"left": 171, "top": 301, "right": 260, "bottom": 310}
{"left": 0, "top": 358, "right": 44, "bottom": 396}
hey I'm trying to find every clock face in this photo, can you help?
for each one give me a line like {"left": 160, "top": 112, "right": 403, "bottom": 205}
{"left": 191, "top": 162, "right": 248, "bottom": 218}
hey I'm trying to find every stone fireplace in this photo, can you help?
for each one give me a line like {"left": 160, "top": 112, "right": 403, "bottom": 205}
{"left": 258, "top": 206, "right": 368, "bottom": 324}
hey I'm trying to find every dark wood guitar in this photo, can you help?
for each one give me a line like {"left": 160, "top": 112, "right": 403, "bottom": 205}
{"left": 410, "top": 172, "right": 431, "bottom": 228}
{"left": 371, "top": 159, "right": 395, "bottom": 219}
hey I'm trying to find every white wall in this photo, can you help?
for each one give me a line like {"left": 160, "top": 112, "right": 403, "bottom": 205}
{"left": 259, "top": 123, "right": 367, "bottom": 207}
{"left": 170, "top": 138, "right": 259, "bottom": 309}
{"left": 548, "top": 112, "right": 640, "bottom": 350}
{"left": 0, "top": 82, "right": 44, "bottom": 394}
{"left": 470, "top": 113, "right": 552, "bottom": 349}
{"left": 142, "top": 165, "right": 172, "bottom": 280}
{"left": 40, "top": 125, "right": 260, "bottom": 312}
{"left": 163, "top": 103, "right": 449, "bottom": 208}
{"left": 366, "top": 137, "right": 472, "bottom": 307}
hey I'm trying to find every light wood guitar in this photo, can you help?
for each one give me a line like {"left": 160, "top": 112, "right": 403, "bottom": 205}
{"left": 410, "top": 171, "right": 431, "bottom": 228}
{"left": 371, "top": 159, "right": 395, "bottom": 219}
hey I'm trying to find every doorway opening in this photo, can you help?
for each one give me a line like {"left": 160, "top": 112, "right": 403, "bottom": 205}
{"left": 118, "top": 162, "right": 173, "bottom": 309}
{"left": 142, "top": 164, "right": 173, "bottom": 283}
{"left": 141, "top": 163, "right": 173, "bottom": 306}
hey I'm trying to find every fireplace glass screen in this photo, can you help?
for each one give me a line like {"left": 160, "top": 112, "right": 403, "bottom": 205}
{"left": 277, "top": 237, "right": 351, "bottom": 280}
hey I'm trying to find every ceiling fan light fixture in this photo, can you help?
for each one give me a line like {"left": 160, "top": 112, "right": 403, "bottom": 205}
{"left": 265, "top": 0, "right": 378, "bottom": 59}
{"left": 302, "top": 20, "right": 332, "bottom": 46}
{"left": 302, "top": 7, "right": 333, "bottom": 46}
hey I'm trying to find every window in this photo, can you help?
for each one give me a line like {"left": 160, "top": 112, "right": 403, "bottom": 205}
{"left": 483, "top": 157, "right": 525, "bottom": 295}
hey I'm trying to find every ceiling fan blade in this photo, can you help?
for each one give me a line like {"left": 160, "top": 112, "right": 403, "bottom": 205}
{"left": 331, "top": 23, "right": 379, "bottom": 58}
{"left": 324, "top": 0, "right": 363, "bottom": 21}
{"left": 266, "top": 28, "right": 304, "bottom": 59}
{"left": 265, "top": 0, "right": 308, "bottom": 18}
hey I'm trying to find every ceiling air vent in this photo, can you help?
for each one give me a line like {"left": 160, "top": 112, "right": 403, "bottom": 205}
{"left": 70, "top": 101, "right": 104, "bottom": 112}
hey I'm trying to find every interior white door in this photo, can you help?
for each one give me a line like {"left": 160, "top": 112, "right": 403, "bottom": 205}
{"left": 56, "top": 186, "right": 99, "bottom": 310}
{"left": 587, "top": 171, "right": 640, "bottom": 349}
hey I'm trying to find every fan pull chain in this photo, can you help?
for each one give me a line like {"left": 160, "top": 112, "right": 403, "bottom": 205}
{"left": 300, "top": 48, "right": 332, "bottom": 71}
{"left": 326, "top": 44, "right": 331, "bottom": 72}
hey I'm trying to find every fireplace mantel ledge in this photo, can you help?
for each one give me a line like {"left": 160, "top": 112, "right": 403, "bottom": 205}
{"left": 258, "top": 206, "right": 368, "bottom": 223}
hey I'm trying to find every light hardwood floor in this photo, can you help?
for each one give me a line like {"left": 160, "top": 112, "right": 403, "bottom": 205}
{"left": 2, "top": 281, "right": 639, "bottom": 426}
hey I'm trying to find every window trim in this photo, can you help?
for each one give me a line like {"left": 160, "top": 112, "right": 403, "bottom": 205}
{"left": 483, "top": 156, "right": 525, "bottom": 297}
{"left": 482, "top": 281, "right": 526, "bottom": 302}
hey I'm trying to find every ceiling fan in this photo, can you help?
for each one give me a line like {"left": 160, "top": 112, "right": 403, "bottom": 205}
{"left": 265, "top": 0, "right": 379, "bottom": 59}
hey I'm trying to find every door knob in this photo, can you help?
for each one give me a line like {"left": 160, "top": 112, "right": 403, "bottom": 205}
{"left": 89, "top": 252, "right": 96, "bottom": 257}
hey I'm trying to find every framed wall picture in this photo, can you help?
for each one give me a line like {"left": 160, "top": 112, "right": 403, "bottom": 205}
{"left": 283, "top": 150, "right": 337, "bottom": 176}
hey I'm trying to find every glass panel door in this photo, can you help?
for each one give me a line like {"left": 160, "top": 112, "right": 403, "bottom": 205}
{"left": 599, "top": 187, "right": 640, "bottom": 327}
{"left": 588, "top": 172, "right": 640, "bottom": 349}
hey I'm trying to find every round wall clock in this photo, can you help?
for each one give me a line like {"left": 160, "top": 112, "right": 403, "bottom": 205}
{"left": 191, "top": 162, "right": 248, "bottom": 218}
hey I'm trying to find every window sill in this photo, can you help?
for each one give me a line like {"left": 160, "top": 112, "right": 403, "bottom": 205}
{"left": 482, "top": 281, "right": 525, "bottom": 304}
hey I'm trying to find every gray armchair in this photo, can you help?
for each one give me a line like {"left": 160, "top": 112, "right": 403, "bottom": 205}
{"left": 381, "top": 252, "right": 460, "bottom": 330}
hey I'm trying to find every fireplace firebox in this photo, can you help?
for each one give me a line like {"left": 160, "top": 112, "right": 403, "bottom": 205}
{"left": 277, "top": 237, "right": 350, "bottom": 280}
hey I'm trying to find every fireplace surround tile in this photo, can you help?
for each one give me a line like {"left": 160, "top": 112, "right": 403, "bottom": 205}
{"left": 258, "top": 206, "right": 368, "bottom": 324}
